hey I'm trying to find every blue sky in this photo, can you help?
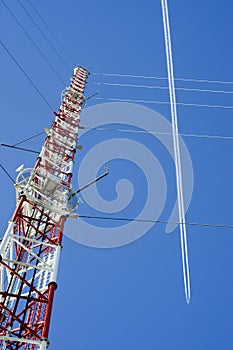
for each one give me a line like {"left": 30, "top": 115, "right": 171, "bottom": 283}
{"left": 0, "top": 0, "right": 233, "bottom": 349}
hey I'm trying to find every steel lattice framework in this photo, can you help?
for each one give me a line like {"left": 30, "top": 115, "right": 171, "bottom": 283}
{"left": 0, "top": 66, "right": 89, "bottom": 349}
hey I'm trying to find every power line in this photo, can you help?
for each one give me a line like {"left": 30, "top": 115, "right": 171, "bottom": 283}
{"left": 95, "top": 97, "right": 233, "bottom": 109}
{"left": 1, "top": 143, "right": 39, "bottom": 154}
{"left": 0, "top": 0, "right": 66, "bottom": 86}
{"left": 79, "top": 215, "right": 233, "bottom": 230}
{"left": 0, "top": 40, "right": 54, "bottom": 111}
{"left": 0, "top": 165, "right": 231, "bottom": 232}
{"left": 93, "top": 72, "right": 233, "bottom": 85}
{"left": 17, "top": 0, "right": 71, "bottom": 72}
{"left": 93, "top": 81, "right": 233, "bottom": 95}
{"left": 82, "top": 126, "right": 233, "bottom": 140}
{"left": 0, "top": 163, "right": 15, "bottom": 184}
{"left": 13, "top": 131, "right": 45, "bottom": 147}
{"left": 7, "top": 127, "right": 233, "bottom": 154}
{"left": 26, "top": 0, "right": 76, "bottom": 66}
{"left": 0, "top": 125, "right": 231, "bottom": 156}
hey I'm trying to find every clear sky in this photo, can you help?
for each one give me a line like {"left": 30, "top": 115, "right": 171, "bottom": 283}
{"left": 0, "top": 0, "right": 233, "bottom": 349}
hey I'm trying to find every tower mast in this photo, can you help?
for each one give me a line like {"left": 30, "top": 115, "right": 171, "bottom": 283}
{"left": 0, "top": 66, "right": 89, "bottom": 349}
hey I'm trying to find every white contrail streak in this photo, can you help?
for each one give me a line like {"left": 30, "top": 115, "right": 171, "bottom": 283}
{"left": 161, "top": 0, "right": 191, "bottom": 304}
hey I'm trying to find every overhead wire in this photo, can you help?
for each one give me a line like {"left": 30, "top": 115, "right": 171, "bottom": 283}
{"left": 0, "top": 40, "right": 54, "bottom": 111}
{"left": 0, "top": 164, "right": 15, "bottom": 184}
{"left": 93, "top": 72, "right": 233, "bottom": 85}
{"left": 0, "top": 0, "right": 66, "bottom": 86}
{"left": 95, "top": 97, "right": 233, "bottom": 109}
{"left": 0, "top": 163, "right": 231, "bottom": 232}
{"left": 93, "top": 81, "right": 233, "bottom": 95}
{"left": 79, "top": 215, "right": 233, "bottom": 230}
{"left": 17, "top": 0, "right": 71, "bottom": 72}
{"left": 0, "top": 143, "right": 39, "bottom": 154}
{"left": 13, "top": 131, "right": 45, "bottom": 147}
{"left": 4, "top": 127, "right": 233, "bottom": 153}
{"left": 26, "top": 0, "right": 76, "bottom": 66}
{"left": 81, "top": 126, "right": 233, "bottom": 141}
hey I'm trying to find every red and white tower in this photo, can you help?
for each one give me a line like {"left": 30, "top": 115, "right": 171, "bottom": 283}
{"left": 0, "top": 66, "right": 89, "bottom": 349}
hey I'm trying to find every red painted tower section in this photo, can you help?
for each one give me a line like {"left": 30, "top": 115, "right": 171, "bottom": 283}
{"left": 0, "top": 66, "right": 89, "bottom": 349}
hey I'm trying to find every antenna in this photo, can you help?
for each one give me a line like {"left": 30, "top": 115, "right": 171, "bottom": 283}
{"left": 0, "top": 66, "right": 89, "bottom": 349}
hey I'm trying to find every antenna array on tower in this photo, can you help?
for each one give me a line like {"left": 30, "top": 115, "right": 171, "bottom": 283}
{"left": 0, "top": 66, "right": 89, "bottom": 350}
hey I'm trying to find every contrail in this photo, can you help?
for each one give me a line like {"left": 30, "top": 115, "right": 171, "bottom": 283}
{"left": 161, "top": 0, "right": 191, "bottom": 304}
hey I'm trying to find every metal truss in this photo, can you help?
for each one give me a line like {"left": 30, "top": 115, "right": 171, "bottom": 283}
{"left": 0, "top": 66, "right": 89, "bottom": 349}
